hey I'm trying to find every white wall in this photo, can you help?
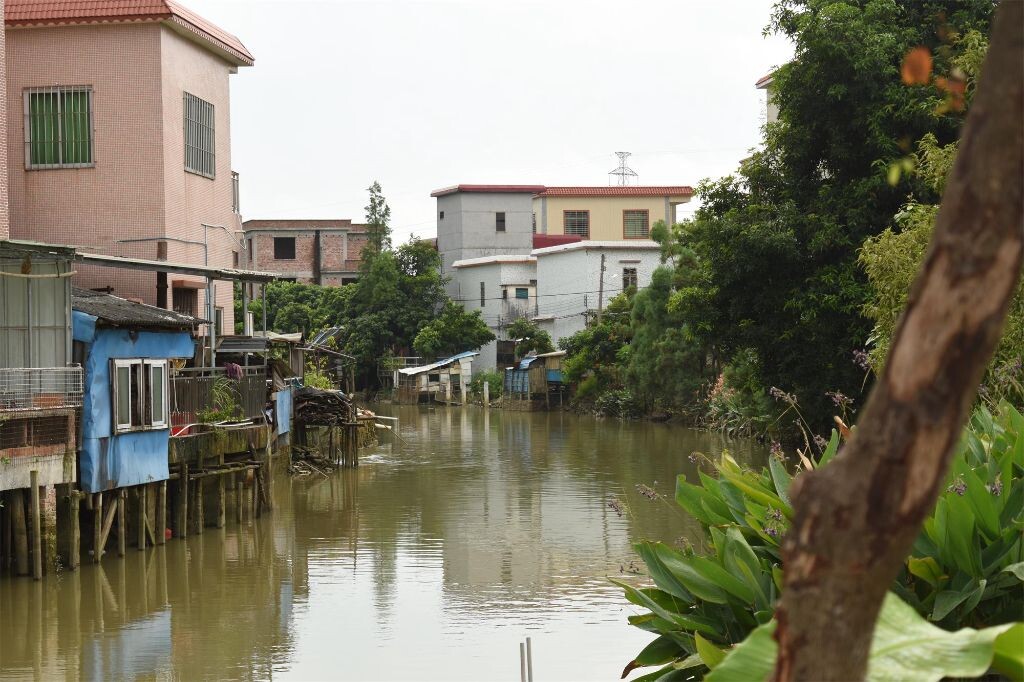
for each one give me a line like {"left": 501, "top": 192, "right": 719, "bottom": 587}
{"left": 534, "top": 242, "right": 662, "bottom": 346}
{"left": 451, "top": 258, "right": 537, "bottom": 370}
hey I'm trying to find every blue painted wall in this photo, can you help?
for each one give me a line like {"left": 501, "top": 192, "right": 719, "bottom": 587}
{"left": 73, "top": 311, "right": 195, "bottom": 493}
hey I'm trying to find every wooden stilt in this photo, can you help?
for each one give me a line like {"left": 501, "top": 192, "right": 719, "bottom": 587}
{"left": 137, "top": 486, "right": 146, "bottom": 551}
{"left": 30, "top": 472, "right": 42, "bottom": 580}
{"left": 10, "top": 489, "right": 27, "bottom": 575}
{"left": 98, "top": 494, "right": 117, "bottom": 560}
{"left": 156, "top": 482, "right": 167, "bottom": 546}
{"left": 216, "top": 475, "right": 226, "bottom": 529}
{"left": 189, "top": 478, "right": 204, "bottom": 535}
{"left": 92, "top": 492, "right": 103, "bottom": 563}
{"left": 177, "top": 463, "right": 189, "bottom": 540}
{"left": 117, "top": 490, "right": 126, "bottom": 557}
{"left": 56, "top": 484, "right": 81, "bottom": 570}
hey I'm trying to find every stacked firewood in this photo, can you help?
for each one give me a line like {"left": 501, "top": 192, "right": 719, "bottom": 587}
{"left": 293, "top": 388, "right": 353, "bottom": 426}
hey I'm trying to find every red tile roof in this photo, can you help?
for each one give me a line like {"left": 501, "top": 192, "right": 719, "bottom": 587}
{"left": 430, "top": 184, "right": 546, "bottom": 198}
{"left": 755, "top": 73, "right": 774, "bottom": 89}
{"left": 5, "top": 0, "right": 254, "bottom": 66}
{"left": 532, "top": 234, "right": 582, "bottom": 249}
{"left": 242, "top": 219, "right": 367, "bottom": 232}
{"left": 535, "top": 186, "right": 693, "bottom": 198}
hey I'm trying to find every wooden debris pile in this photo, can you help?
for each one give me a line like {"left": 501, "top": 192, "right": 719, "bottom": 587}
{"left": 293, "top": 388, "right": 354, "bottom": 426}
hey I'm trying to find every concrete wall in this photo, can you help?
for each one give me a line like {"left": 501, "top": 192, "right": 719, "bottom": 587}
{"left": 0, "top": 0, "right": 8, "bottom": 240}
{"left": 160, "top": 25, "right": 242, "bottom": 333}
{"left": 534, "top": 242, "right": 662, "bottom": 345}
{"left": 436, "top": 191, "right": 535, "bottom": 294}
{"left": 450, "top": 258, "right": 537, "bottom": 370}
{"left": 6, "top": 21, "right": 246, "bottom": 331}
{"left": 533, "top": 194, "right": 688, "bottom": 241}
{"left": 6, "top": 22, "right": 165, "bottom": 300}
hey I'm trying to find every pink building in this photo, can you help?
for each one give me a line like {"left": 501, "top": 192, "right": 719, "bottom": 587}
{"left": 242, "top": 219, "right": 368, "bottom": 286}
{"left": 4, "top": 0, "right": 253, "bottom": 334}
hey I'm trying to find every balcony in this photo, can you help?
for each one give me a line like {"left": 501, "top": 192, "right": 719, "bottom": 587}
{"left": 170, "top": 366, "right": 268, "bottom": 434}
{"left": 0, "top": 366, "right": 83, "bottom": 412}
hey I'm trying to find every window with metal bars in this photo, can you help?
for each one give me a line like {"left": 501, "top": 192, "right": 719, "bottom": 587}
{"left": 24, "top": 87, "right": 93, "bottom": 168}
{"left": 184, "top": 92, "right": 215, "bottom": 178}
{"left": 623, "top": 210, "right": 650, "bottom": 238}
{"left": 496, "top": 212, "right": 506, "bottom": 231}
{"left": 564, "top": 210, "right": 589, "bottom": 237}
{"left": 480, "top": 282, "right": 486, "bottom": 307}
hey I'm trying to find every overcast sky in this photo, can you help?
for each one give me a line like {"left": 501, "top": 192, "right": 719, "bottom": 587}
{"left": 187, "top": 0, "right": 794, "bottom": 244}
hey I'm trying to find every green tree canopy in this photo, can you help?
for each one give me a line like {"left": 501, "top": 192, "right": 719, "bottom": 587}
{"left": 506, "top": 318, "right": 554, "bottom": 358}
{"left": 413, "top": 300, "right": 495, "bottom": 358}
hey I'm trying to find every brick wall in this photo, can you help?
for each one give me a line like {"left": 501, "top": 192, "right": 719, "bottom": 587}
{"left": 243, "top": 221, "right": 366, "bottom": 285}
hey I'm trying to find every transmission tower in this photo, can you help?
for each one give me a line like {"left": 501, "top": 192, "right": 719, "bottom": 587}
{"left": 608, "top": 151, "right": 638, "bottom": 186}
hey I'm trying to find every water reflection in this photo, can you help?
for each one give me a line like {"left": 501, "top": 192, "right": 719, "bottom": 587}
{"left": 0, "top": 406, "right": 765, "bottom": 681}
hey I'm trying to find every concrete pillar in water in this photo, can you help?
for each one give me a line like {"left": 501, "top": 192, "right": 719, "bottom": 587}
{"left": 460, "top": 373, "right": 467, "bottom": 405}
{"left": 483, "top": 380, "right": 490, "bottom": 407}
{"left": 30, "top": 471, "right": 41, "bottom": 580}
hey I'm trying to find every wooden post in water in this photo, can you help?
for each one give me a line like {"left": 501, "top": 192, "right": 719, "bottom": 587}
{"left": 483, "top": 380, "right": 489, "bottom": 407}
{"left": 156, "top": 482, "right": 167, "bottom": 545}
{"left": 190, "top": 478, "right": 204, "bottom": 535}
{"left": 29, "top": 471, "right": 41, "bottom": 580}
{"left": 137, "top": 485, "right": 146, "bottom": 551}
{"left": 117, "top": 490, "right": 126, "bottom": 557}
{"left": 92, "top": 492, "right": 103, "bottom": 563}
{"left": 460, "top": 372, "right": 467, "bottom": 405}
{"left": 56, "top": 483, "right": 80, "bottom": 570}
{"left": 11, "top": 489, "right": 28, "bottom": 574}
{"left": 216, "top": 474, "right": 226, "bottom": 528}
{"left": 177, "top": 463, "right": 189, "bottom": 539}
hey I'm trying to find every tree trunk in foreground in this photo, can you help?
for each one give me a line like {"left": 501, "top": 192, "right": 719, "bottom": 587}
{"left": 773, "top": 5, "right": 1023, "bottom": 681}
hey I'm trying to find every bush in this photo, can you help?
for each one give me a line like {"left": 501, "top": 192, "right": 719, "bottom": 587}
{"left": 617, "top": 403, "right": 1024, "bottom": 679}
{"left": 594, "top": 389, "right": 643, "bottom": 419}
{"left": 703, "top": 349, "right": 777, "bottom": 438}
{"left": 469, "top": 370, "right": 503, "bottom": 400}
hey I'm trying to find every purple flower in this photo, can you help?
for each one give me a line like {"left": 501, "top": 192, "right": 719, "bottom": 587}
{"left": 770, "top": 441, "right": 784, "bottom": 460}
{"left": 765, "top": 526, "right": 779, "bottom": 539}
{"left": 813, "top": 434, "right": 828, "bottom": 450}
{"left": 825, "top": 391, "right": 853, "bottom": 409}
{"left": 852, "top": 349, "right": 871, "bottom": 371}
{"left": 768, "top": 507, "right": 783, "bottom": 522}
{"left": 769, "top": 386, "right": 797, "bottom": 405}
{"left": 989, "top": 479, "right": 1003, "bottom": 497}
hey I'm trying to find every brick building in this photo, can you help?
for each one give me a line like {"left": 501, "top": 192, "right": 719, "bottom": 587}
{"left": 242, "top": 219, "right": 367, "bottom": 286}
{"left": 4, "top": 0, "right": 253, "bottom": 334}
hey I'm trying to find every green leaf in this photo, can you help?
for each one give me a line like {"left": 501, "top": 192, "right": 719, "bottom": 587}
{"left": 621, "top": 635, "right": 684, "bottom": 678}
{"left": 708, "top": 593, "right": 1020, "bottom": 682}
{"left": 695, "top": 633, "right": 727, "bottom": 670}
{"left": 1003, "top": 562, "right": 1024, "bottom": 582}
{"left": 705, "top": 619, "right": 776, "bottom": 682}
{"left": 634, "top": 541, "right": 696, "bottom": 602}
{"left": 992, "top": 623, "right": 1024, "bottom": 680}
{"left": 817, "top": 430, "right": 840, "bottom": 467}
{"left": 931, "top": 579, "right": 984, "bottom": 621}
{"left": 907, "top": 556, "right": 944, "bottom": 587}
{"left": 768, "top": 457, "right": 792, "bottom": 507}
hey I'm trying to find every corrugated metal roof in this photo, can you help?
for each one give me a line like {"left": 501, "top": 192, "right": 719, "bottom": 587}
{"left": 217, "top": 335, "right": 268, "bottom": 353}
{"left": 72, "top": 288, "right": 203, "bottom": 329}
{"left": 398, "top": 351, "right": 479, "bottom": 376}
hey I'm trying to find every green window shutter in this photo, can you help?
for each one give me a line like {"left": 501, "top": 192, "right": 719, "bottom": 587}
{"left": 28, "top": 88, "right": 91, "bottom": 167}
{"left": 29, "top": 91, "right": 59, "bottom": 166}
{"left": 623, "top": 210, "right": 649, "bottom": 238}
{"left": 61, "top": 90, "right": 91, "bottom": 165}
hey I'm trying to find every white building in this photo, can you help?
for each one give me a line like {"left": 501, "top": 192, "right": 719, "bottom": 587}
{"left": 449, "top": 255, "right": 537, "bottom": 369}
{"left": 533, "top": 241, "right": 663, "bottom": 346}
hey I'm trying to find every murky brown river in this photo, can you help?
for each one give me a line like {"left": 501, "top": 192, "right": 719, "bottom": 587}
{"left": 0, "top": 405, "right": 766, "bottom": 681}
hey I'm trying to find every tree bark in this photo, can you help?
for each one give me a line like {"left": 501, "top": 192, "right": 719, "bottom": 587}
{"left": 773, "top": 5, "right": 1023, "bottom": 681}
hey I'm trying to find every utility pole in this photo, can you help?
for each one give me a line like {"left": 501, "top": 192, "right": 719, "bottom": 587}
{"left": 597, "top": 252, "right": 606, "bottom": 324}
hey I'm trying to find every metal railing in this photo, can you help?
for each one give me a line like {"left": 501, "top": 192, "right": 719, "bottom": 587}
{"left": 0, "top": 366, "right": 83, "bottom": 411}
{"left": 170, "top": 366, "right": 267, "bottom": 426}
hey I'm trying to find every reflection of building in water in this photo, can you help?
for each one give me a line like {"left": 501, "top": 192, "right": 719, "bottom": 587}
{"left": 0, "top": 517, "right": 297, "bottom": 680}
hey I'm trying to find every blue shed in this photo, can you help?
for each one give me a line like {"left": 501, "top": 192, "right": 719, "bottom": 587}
{"left": 72, "top": 289, "right": 201, "bottom": 493}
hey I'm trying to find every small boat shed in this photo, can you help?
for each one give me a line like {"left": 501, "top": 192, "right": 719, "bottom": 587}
{"left": 504, "top": 351, "right": 567, "bottom": 406}
{"left": 72, "top": 289, "right": 202, "bottom": 493}
{"left": 395, "top": 351, "right": 478, "bottom": 404}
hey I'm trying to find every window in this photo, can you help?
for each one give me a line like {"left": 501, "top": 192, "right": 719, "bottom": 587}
{"left": 232, "top": 251, "right": 239, "bottom": 268}
{"left": 532, "top": 213, "right": 537, "bottom": 233}
{"left": 24, "top": 87, "right": 93, "bottom": 168}
{"left": 112, "top": 359, "right": 169, "bottom": 432}
{"left": 496, "top": 212, "right": 506, "bottom": 232}
{"left": 439, "top": 210, "right": 445, "bottom": 220}
{"left": 173, "top": 288, "right": 198, "bottom": 317}
{"left": 274, "top": 237, "right": 296, "bottom": 260}
{"left": 623, "top": 267, "right": 638, "bottom": 290}
{"left": 623, "top": 210, "right": 650, "bottom": 238}
{"left": 515, "top": 287, "right": 529, "bottom": 300}
{"left": 183, "top": 92, "right": 215, "bottom": 178}
{"left": 480, "top": 282, "right": 486, "bottom": 307}
{"left": 502, "top": 289, "right": 509, "bottom": 300}
{"left": 564, "top": 210, "right": 589, "bottom": 237}
{"left": 215, "top": 307, "right": 224, "bottom": 337}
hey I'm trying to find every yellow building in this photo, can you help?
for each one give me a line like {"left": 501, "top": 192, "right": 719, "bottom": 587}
{"left": 532, "top": 186, "right": 693, "bottom": 241}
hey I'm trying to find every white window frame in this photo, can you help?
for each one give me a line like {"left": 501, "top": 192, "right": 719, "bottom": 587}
{"left": 112, "top": 358, "right": 170, "bottom": 432}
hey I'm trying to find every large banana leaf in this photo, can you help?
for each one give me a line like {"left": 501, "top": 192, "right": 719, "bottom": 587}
{"left": 705, "top": 592, "right": 1023, "bottom": 682}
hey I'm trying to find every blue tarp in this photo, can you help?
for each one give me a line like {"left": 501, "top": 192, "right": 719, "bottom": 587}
{"left": 74, "top": 310, "right": 195, "bottom": 493}
{"left": 275, "top": 388, "right": 292, "bottom": 435}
